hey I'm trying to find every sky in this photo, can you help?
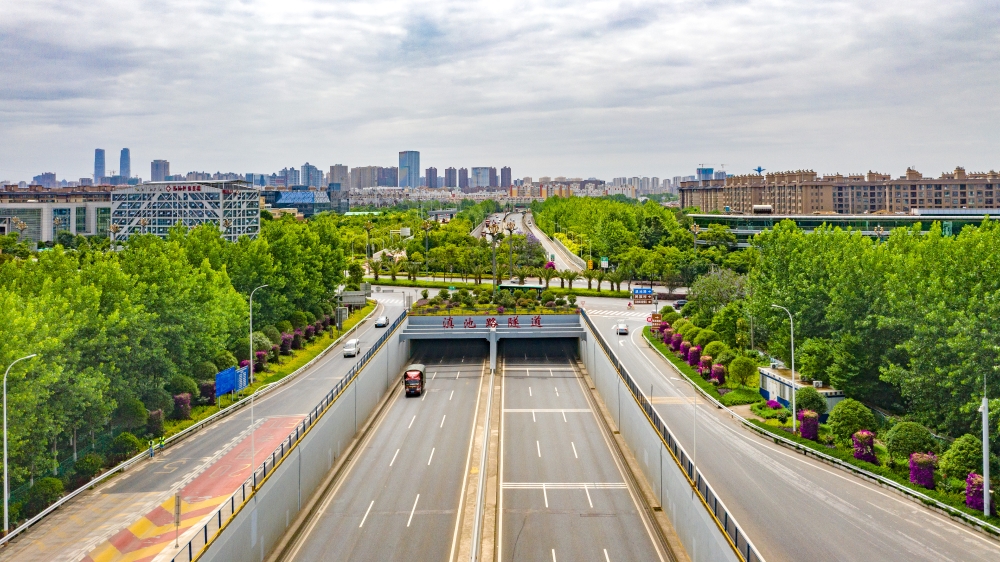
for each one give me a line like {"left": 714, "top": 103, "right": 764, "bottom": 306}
{"left": 2, "top": 0, "right": 999, "bottom": 183}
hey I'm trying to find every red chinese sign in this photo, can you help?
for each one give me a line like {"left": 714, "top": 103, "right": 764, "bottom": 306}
{"left": 486, "top": 317, "right": 498, "bottom": 328}
{"left": 507, "top": 316, "right": 520, "bottom": 328}
{"left": 464, "top": 318, "right": 477, "bottom": 328}
{"left": 442, "top": 317, "right": 454, "bottom": 329}
{"left": 531, "top": 315, "right": 542, "bottom": 328}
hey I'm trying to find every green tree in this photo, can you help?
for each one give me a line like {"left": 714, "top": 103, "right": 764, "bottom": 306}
{"left": 728, "top": 356, "right": 758, "bottom": 388}
{"left": 885, "top": 421, "right": 936, "bottom": 462}
{"left": 939, "top": 434, "right": 983, "bottom": 479}
{"left": 795, "top": 386, "right": 828, "bottom": 416}
{"left": 827, "top": 399, "right": 876, "bottom": 443}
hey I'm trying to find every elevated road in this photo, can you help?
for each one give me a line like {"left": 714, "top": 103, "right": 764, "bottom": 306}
{"left": 582, "top": 297, "right": 1000, "bottom": 562}
{"left": 0, "top": 294, "right": 406, "bottom": 562}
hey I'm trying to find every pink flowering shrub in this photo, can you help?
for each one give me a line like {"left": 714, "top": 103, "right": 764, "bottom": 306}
{"left": 698, "top": 355, "right": 713, "bottom": 375}
{"left": 280, "top": 333, "right": 293, "bottom": 354}
{"left": 679, "top": 341, "right": 691, "bottom": 358}
{"left": 711, "top": 364, "right": 725, "bottom": 384}
{"left": 852, "top": 430, "right": 878, "bottom": 464}
{"left": 671, "top": 333, "right": 683, "bottom": 351}
{"left": 966, "top": 473, "right": 985, "bottom": 512}
{"left": 909, "top": 452, "right": 937, "bottom": 489}
{"left": 304, "top": 325, "right": 316, "bottom": 340}
{"left": 799, "top": 410, "right": 819, "bottom": 440}
{"left": 687, "top": 345, "right": 701, "bottom": 367}
{"left": 292, "top": 329, "right": 304, "bottom": 349}
{"left": 544, "top": 261, "right": 556, "bottom": 269}
{"left": 173, "top": 393, "right": 192, "bottom": 420}
{"left": 496, "top": 306, "right": 505, "bottom": 314}
{"left": 662, "top": 328, "right": 674, "bottom": 345}
{"left": 766, "top": 399, "right": 782, "bottom": 409}
{"left": 239, "top": 359, "right": 250, "bottom": 368}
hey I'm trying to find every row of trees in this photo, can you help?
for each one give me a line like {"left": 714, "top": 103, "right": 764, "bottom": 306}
{"left": 0, "top": 214, "right": 345, "bottom": 490}
{"left": 681, "top": 220, "right": 1000, "bottom": 454}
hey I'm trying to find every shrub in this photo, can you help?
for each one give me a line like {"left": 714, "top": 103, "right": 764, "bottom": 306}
{"left": 193, "top": 361, "right": 219, "bottom": 381}
{"left": 276, "top": 320, "right": 293, "bottom": 334}
{"left": 304, "top": 325, "right": 316, "bottom": 340}
{"left": 289, "top": 311, "right": 308, "bottom": 329}
{"left": 909, "top": 452, "right": 937, "bottom": 489}
{"left": 794, "top": 386, "right": 827, "bottom": 416}
{"left": 199, "top": 382, "right": 216, "bottom": 405}
{"left": 108, "top": 432, "right": 143, "bottom": 464}
{"left": 541, "top": 290, "right": 555, "bottom": 304}
{"left": 702, "top": 341, "right": 729, "bottom": 361}
{"left": 711, "top": 364, "right": 725, "bottom": 384}
{"left": 671, "top": 333, "right": 683, "bottom": 351}
{"left": 280, "top": 333, "right": 293, "bottom": 354}
{"left": 939, "top": 434, "right": 982, "bottom": 479}
{"left": 693, "top": 329, "right": 719, "bottom": 348}
{"left": 719, "top": 388, "right": 764, "bottom": 407}
{"left": 263, "top": 325, "right": 282, "bottom": 346}
{"left": 311, "top": 305, "right": 325, "bottom": 321}
{"left": 752, "top": 400, "right": 789, "bottom": 420}
{"left": 166, "top": 374, "right": 199, "bottom": 398}
{"left": 292, "top": 329, "right": 304, "bottom": 349}
{"left": 886, "top": 421, "right": 936, "bottom": 463}
{"left": 698, "top": 355, "right": 712, "bottom": 375}
{"left": 682, "top": 326, "right": 702, "bottom": 343}
{"left": 660, "top": 311, "right": 682, "bottom": 324}
{"left": 661, "top": 328, "right": 674, "bottom": 345}
{"left": 827, "top": 399, "right": 876, "bottom": 443}
{"left": 114, "top": 398, "right": 148, "bottom": 431}
{"left": 146, "top": 409, "right": 164, "bottom": 437}
{"left": 23, "top": 477, "right": 64, "bottom": 518}
{"left": 213, "top": 350, "right": 238, "bottom": 372}
{"left": 799, "top": 410, "right": 819, "bottom": 441}
{"left": 715, "top": 348, "right": 737, "bottom": 367}
{"left": 679, "top": 341, "right": 691, "bottom": 358}
{"left": 303, "top": 310, "right": 317, "bottom": 325}
{"left": 767, "top": 400, "right": 782, "bottom": 409}
{"left": 555, "top": 297, "right": 567, "bottom": 306}
{"left": 438, "top": 289, "right": 451, "bottom": 300}
{"left": 965, "top": 473, "right": 995, "bottom": 514}
{"left": 173, "top": 393, "right": 192, "bottom": 420}
{"left": 853, "top": 430, "right": 878, "bottom": 464}
{"left": 728, "top": 356, "right": 758, "bottom": 388}
{"left": 75, "top": 452, "right": 104, "bottom": 480}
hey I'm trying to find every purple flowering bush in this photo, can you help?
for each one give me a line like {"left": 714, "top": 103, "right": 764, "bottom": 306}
{"left": 662, "top": 328, "right": 674, "bottom": 345}
{"left": 239, "top": 359, "right": 250, "bottom": 368}
{"left": 966, "top": 473, "right": 985, "bottom": 512}
{"left": 544, "top": 261, "right": 556, "bottom": 269}
{"left": 766, "top": 399, "right": 782, "bottom": 409}
{"left": 909, "top": 452, "right": 937, "bottom": 489}
{"left": 852, "top": 430, "right": 878, "bottom": 464}
{"left": 679, "top": 340, "right": 691, "bottom": 358}
{"left": 254, "top": 350, "right": 267, "bottom": 371}
{"left": 671, "top": 333, "right": 683, "bottom": 351}
{"left": 698, "top": 355, "right": 713, "bottom": 375}
{"left": 173, "top": 393, "right": 192, "bottom": 420}
{"left": 292, "top": 329, "right": 304, "bottom": 349}
{"left": 304, "top": 325, "right": 316, "bottom": 340}
{"left": 280, "top": 333, "right": 292, "bottom": 354}
{"left": 711, "top": 364, "right": 725, "bottom": 384}
{"left": 799, "top": 409, "right": 819, "bottom": 441}
{"left": 687, "top": 345, "right": 701, "bottom": 367}
{"left": 496, "top": 306, "right": 505, "bottom": 314}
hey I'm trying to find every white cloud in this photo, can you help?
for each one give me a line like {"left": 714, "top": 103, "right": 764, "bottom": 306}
{"left": 1, "top": 0, "right": 998, "bottom": 181}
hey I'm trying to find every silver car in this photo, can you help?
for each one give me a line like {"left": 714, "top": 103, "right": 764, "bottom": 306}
{"left": 343, "top": 338, "right": 360, "bottom": 357}
{"left": 375, "top": 316, "right": 388, "bottom": 327}
{"left": 615, "top": 319, "right": 629, "bottom": 335}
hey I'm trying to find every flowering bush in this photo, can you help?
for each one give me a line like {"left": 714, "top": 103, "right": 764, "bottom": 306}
{"left": 799, "top": 409, "right": 819, "bottom": 441}
{"left": 497, "top": 306, "right": 505, "bottom": 314}
{"left": 147, "top": 409, "right": 164, "bottom": 436}
{"left": 544, "top": 261, "right": 556, "bottom": 269}
{"left": 671, "top": 333, "right": 683, "bottom": 351}
{"left": 280, "top": 333, "right": 292, "bottom": 354}
{"left": 270, "top": 344, "right": 280, "bottom": 361}
{"left": 254, "top": 350, "right": 268, "bottom": 371}
{"left": 964, "top": 473, "right": 995, "bottom": 514}
{"left": 852, "top": 430, "right": 878, "bottom": 464}
{"left": 304, "top": 325, "right": 316, "bottom": 340}
{"left": 314, "top": 320, "right": 324, "bottom": 335}
{"left": 687, "top": 345, "right": 701, "bottom": 367}
{"left": 239, "top": 359, "right": 250, "bottom": 368}
{"left": 292, "top": 329, "right": 304, "bottom": 349}
{"left": 711, "top": 364, "right": 725, "bottom": 384}
{"left": 698, "top": 355, "right": 713, "bottom": 375}
{"left": 766, "top": 400, "right": 782, "bottom": 409}
{"left": 322, "top": 314, "right": 331, "bottom": 328}
{"left": 199, "top": 382, "right": 216, "bottom": 406}
{"left": 909, "top": 452, "right": 938, "bottom": 489}
{"left": 173, "top": 393, "right": 192, "bottom": 420}
{"left": 662, "top": 327, "right": 674, "bottom": 341}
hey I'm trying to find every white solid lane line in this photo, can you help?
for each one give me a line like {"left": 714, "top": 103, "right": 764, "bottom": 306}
{"left": 456, "top": 370, "right": 460, "bottom": 379}
{"left": 408, "top": 415, "right": 415, "bottom": 429}
{"left": 449, "top": 390, "right": 454, "bottom": 400}
{"left": 529, "top": 387, "right": 532, "bottom": 397}
{"left": 571, "top": 442, "right": 578, "bottom": 459}
{"left": 407, "top": 494, "right": 420, "bottom": 527}
{"left": 427, "top": 448, "right": 435, "bottom": 465}
{"left": 536, "top": 440, "right": 541, "bottom": 457}
{"left": 359, "top": 500, "right": 374, "bottom": 528}
{"left": 604, "top": 548, "right": 610, "bottom": 562}
{"left": 532, "top": 411, "right": 536, "bottom": 423}
{"left": 432, "top": 372, "right": 437, "bottom": 379}
{"left": 585, "top": 485, "right": 593, "bottom": 508}
{"left": 440, "top": 415, "right": 446, "bottom": 428}
{"left": 562, "top": 411, "right": 567, "bottom": 422}
{"left": 543, "top": 484, "right": 549, "bottom": 508}
{"left": 551, "top": 548, "right": 557, "bottom": 562}
{"left": 389, "top": 449, "right": 399, "bottom": 467}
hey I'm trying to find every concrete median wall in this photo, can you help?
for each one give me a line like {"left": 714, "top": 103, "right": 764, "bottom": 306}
{"left": 579, "top": 312, "right": 759, "bottom": 562}
{"left": 189, "top": 316, "right": 411, "bottom": 562}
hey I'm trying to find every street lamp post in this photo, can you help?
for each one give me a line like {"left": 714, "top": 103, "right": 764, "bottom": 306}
{"left": 249, "top": 285, "right": 268, "bottom": 385}
{"left": 690, "top": 223, "right": 700, "bottom": 250}
{"left": 4, "top": 353, "right": 38, "bottom": 534}
{"left": 486, "top": 222, "right": 502, "bottom": 295}
{"left": 363, "top": 221, "right": 374, "bottom": 260}
{"left": 505, "top": 220, "right": 517, "bottom": 281}
{"left": 772, "top": 304, "right": 797, "bottom": 433}
{"left": 874, "top": 225, "right": 885, "bottom": 244}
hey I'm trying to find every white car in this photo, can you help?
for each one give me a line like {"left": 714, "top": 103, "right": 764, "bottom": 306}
{"left": 343, "top": 338, "right": 360, "bottom": 357}
{"left": 374, "top": 316, "right": 388, "bottom": 327}
{"left": 615, "top": 320, "right": 629, "bottom": 335}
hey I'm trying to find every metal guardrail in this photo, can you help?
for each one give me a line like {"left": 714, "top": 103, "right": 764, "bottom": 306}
{"left": 169, "top": 310, "right": 407, "bottom": 562}
{"left": 0, "top": 303, "right": 380, "bottom": 547}
{"left": 641, "top": 330, "right": 1000, "bottom": 538}
{"left": 580, "top": 310, "right": 763, "bottom": 562}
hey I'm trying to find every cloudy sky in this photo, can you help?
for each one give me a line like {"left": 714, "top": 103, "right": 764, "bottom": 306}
{"left": 2, "top": 0, "right": 998, "bottom": 182}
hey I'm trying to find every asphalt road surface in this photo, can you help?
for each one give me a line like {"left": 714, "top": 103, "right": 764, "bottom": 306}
{"left": 278, "top": 339, "right": 488, "bottom": 561}
{"left": 582, "top": 296, "right": 1000, "bottom": 562}
{"left": 498, "top": 339, "right": 666, "bottom": 562}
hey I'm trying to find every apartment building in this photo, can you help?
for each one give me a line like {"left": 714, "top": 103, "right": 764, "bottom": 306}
{"left": 680, "top": 167, "right": 1000, "bottom": 214}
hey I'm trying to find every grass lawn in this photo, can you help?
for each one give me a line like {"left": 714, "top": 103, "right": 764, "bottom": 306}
{"left": 163, "top": 301, "right": 377, "bottom": 437}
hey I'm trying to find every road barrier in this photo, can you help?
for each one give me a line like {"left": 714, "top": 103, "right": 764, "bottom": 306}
{"left": 579, "top": 310, "right": 763, "bottom": 562}
{"left": 169, "top": 311, "right": 409, "bottom": 562}
{"left": 0, "top": 303, "right": 380, "bottom": 548}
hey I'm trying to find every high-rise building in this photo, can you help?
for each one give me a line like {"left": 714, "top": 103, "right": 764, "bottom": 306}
{"left": 444, "top": 167, "right": 457, "bottom": 188}
{"left": 301, "top": 162, "right": 323, "bottom": 187}
{"left": 426, "top": 167, "right": 438, "bottom": 188}
{"left": 32, "top": 172, "right": 57, "bottom": 188}
{"left": 120, "top": 148, "right": 131, "bottom": 179}
{"left": 459, "top": 168, "right": 469, "bottom": 189}
{"left": 696, "top": 168, "right": 714, "bottom": 183}
{"left": 378, "top": 166, "right": 398, "bottom": 187}
{"left": 471, "top": 167, "right": 490, "bottom": 188}
{"left": 399, "top": 151, "right": 420, "bottom": 188}
{"left": 94, "top": 149, "right": 106, "bottom": 181}
{"left": 280, "top": 167, "right": 300, "bottom": 186}
{"left": 350, "top": 166, "right": 380, "bottom": 188}
{"left": 329, "top": 164, "right": 349, "bottom": 187}
{"left": 501, "top": 166, "right": 511, "bottom": 188}
{"left": 489, "top": 167, "right": 498, "bottom": 188}
{"left": 151, "top": 160, "right": 170, "bottom": 182}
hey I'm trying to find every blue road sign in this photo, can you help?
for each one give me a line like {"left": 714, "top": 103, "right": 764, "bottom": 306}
{"left": 215, "top": 366, "right": 250, "bottom": 397}
{"left": 632, "top": 287, "right": 653, "bottom": 295}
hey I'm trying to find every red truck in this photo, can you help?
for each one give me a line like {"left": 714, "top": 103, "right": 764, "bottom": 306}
{"left": 403, "top": 364, "right": 425, "bottom": 397}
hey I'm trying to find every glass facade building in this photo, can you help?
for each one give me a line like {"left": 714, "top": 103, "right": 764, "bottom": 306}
{"left": 399, "top": 151, "right": 420, "bottom": 188}
{"left": 111, "top": 181, "right": 260, "bottom": 242}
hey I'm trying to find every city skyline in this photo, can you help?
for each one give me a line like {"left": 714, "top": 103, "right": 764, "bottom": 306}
{"left": 3, "top": 1, "right": 997, "bottom": 183}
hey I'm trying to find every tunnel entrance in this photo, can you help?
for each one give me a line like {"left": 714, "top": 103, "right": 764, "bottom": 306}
{"left": 409, "top": 338, "right": 489, "bottom": 364}
{"left": 499, "top": 338, "right": 580, "bottom": 362}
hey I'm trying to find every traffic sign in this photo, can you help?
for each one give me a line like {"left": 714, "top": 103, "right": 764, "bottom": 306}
{"left": 587, "top": 260, "right": 593, "bottom": 270}
{"left": 633, "top": 287, "right": 653, "bottom": 304}
{"left": 600, "top": 257, "right": 608, "bottom": 269}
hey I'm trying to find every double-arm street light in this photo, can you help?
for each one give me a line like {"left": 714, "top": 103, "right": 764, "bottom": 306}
{"left": 485, "top": 222, "right": 502, "bottom": 295}
{"left": 4, "top": 353, "right": 38, "bottom": 534}
{"left": 771, "top": 304, "right": 797, "bottom": 433}
{"left": 249, "top": 285, "right": 268, "bottom": 385}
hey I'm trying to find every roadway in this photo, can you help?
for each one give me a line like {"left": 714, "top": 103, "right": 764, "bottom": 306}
{"left": 276, "top": 340, "right": 488, "bottom": 561}
{"left": 0, "top": 293, "right": 407, "bottom": 562}
{"left": 581, "top": 296, "right": 1000, "bottom": 562}
{"left": 498, "top": 339, "right": 667, "bottom": 562}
